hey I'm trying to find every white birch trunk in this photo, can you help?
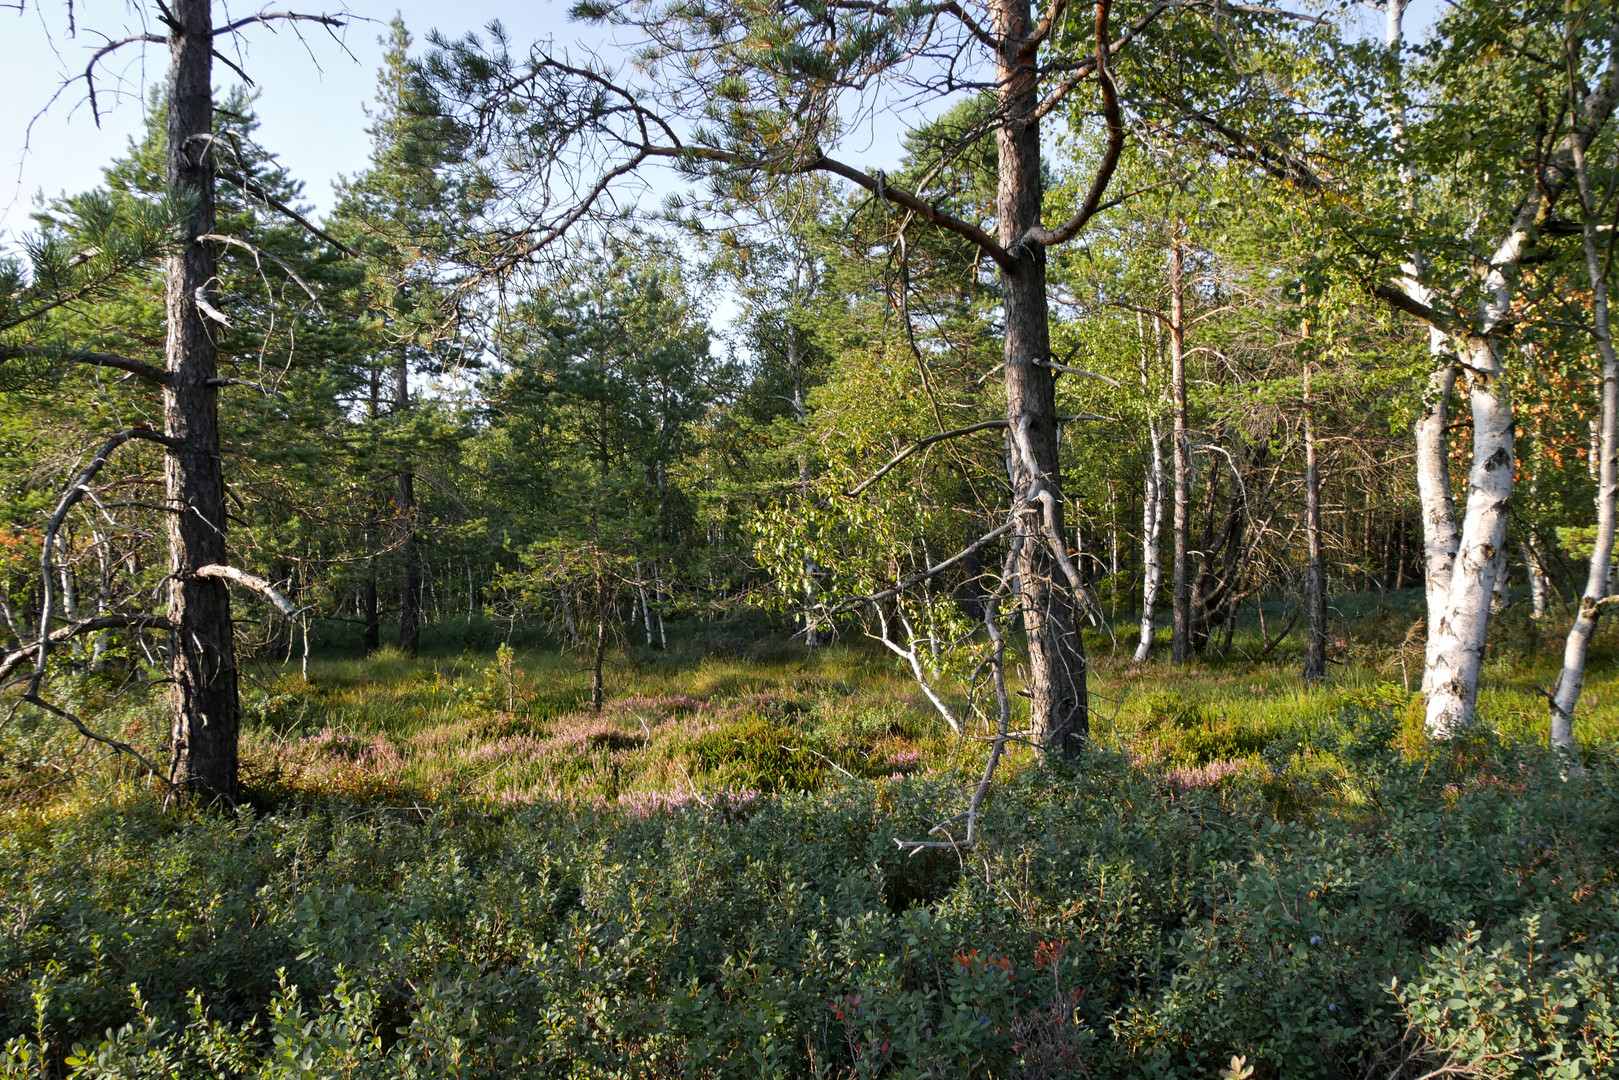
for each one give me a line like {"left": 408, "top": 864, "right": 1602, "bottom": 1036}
{"left": 1549, "top": 138, "right": 1618, "bottom": 763}
{"left": 1134, "top": 418, "right": 1165, "bottom": 662}
{"left": 1424, "top": 339, "right": 1516, "bottom": 736}
{"left": 1491, "top": 545, "right": 1511, "bottom": 614}
{"left": 1523, "top": 542, "right": 1549, "bottom": 620}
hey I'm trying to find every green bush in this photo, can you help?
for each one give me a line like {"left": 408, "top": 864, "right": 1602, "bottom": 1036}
{"left": 0, "top": 746, "right": 1615, "bottom": 1078}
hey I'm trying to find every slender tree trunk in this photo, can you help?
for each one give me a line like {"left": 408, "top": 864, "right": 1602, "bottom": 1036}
{"left": 562, "top": 585, "right": 580, "bottom": 646}
{"left": 1303, "top": 358, "right": 1327, "bottom": 684}
{"left": 90, "top": 528, "right": 112, "bottom": 672}
{"left": 636, "top": 560, "right": 655, "bottom": 647}
{"left": 1524, "top": 541, "right": 1549, "bottom": 620}
{"left": 164, "top": 0, "right": 240, "bottom": 801}
{"left": 1168, "top": 238, "right": 1192, "bottom": 666}
{"left": 361, "top": 576, "right": 380, "bottom": 654}
{"left": 996, "top": 0, "right": 1086, "bottom": 754}
{"left": 654, "top": 565, "right": 667, "bottom": 649}
{"left": 1490, "top": 545, "right": 1511, "bottom": 614}
{"left": 1415, "top": 365, "right": 1461, "bottom": 695}
{"left": 362, "top": 363, "right": 382, "bottom": 655}
{"left": 590, "top": 606, "right": 607, "bottom": 712}
{"left": 1134, "top": 417, "right": 1164, "bottom": 662}
{"left": 395, "top": 347, "right": 420, "bottom": 657}
{"left": 789, "top": 335, "right": 820, "bottom": 648}
{"left": 1383, "top": 0, "right": 1462, "bottom": 700}
{"left": 1549, "top": 139, "right": 1617, "bottom": 763}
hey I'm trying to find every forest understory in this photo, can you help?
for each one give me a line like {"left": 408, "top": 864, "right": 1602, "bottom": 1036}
{"left": 2, "top": 594, "right": 1617, "bottom": 1079}
{"left": 8, "top": 0, "right": 1619, "bottom": 1073}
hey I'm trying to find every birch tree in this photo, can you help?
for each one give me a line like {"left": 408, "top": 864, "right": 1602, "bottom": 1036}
{"left": 1547, "top": 93, "right": 1619, "bottom": 763}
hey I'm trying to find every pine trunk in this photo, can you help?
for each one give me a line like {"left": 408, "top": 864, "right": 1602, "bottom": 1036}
{"left": 996, "top": 0, "right": 1085, "bottom": 754}
{"left": 164, "top": 0, "right": 240, "bottom": 801}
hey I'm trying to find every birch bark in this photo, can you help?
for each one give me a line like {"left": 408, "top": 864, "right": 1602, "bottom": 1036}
{"left": 1134, "top": 417, "right": 1165, "bottom": 662}
{"left": 1549, "top": 135, "right": 1617, "bottom": 762}
{"left": 1302, "top": 358, "right": 1327, "bottom": 683}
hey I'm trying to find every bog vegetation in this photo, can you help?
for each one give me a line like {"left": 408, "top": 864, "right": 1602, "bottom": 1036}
{"left": 2, "top": 0, "right": 1619, "bottom": 1076}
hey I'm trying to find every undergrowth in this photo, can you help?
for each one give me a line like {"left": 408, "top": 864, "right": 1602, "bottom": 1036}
{"left": 0, "top": 604, "right": 1617, "bottom": 1076}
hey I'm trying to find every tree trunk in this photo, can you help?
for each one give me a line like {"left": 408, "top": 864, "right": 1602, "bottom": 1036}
{"left": 1415, "top": 365, "right": 1461, "bottom": 695}
{"left": 996, "top": 0, "right": 1085, "bottom": 754}
{"left": 1490, "top": 545, "right": 1511, "bottom": 614}
{"left": 590, "top": 612, "right": 607, "bottom": 712}
{"left": 1168, "top": 238, "right": 1192, "bottom": 666}
{"left": 164, "top": 0, "right": 240, "bottom": 801}
{"left": 361, "top": 575, "right": 380, "bottom": 654}
{"left": 789, "top": 334, "right": 820, "bottom": 647}
{"left": 1524, "top": 541, "right": 1549, "bottom": 620}
{"left": 1302, "top": 358, "right": 1327, "bottom": 684}
{"left": 1134, "top": 417, "right": 1165, "bottom": 662}
{"left": 1424, "top": 334, "right": 1514, "bottom": 736}
{"left": 395, "top": 348, "right": 420, "bottom": 657}
{"left": 1549, "top": 139, "right": 1617, "bottom": 763}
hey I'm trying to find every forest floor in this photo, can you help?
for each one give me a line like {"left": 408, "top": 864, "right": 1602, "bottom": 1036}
{"left": 4, "top": 589, "right": 1619, "bottom": 1076}
{"left": 212, "top": 585, "right": 1619, "bottom": 812}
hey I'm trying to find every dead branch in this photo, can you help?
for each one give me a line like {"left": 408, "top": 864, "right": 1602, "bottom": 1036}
{"left": 199, "top": 233, "right": 324, "bottom": 309}
{"left": 845, "top": 420, "right": 1010, "bottom": 497}
{"left": 0, "top": 344, "right": 170, "bottom": 385}
{"left": 194, "top": 565, "right": 296, "bottom": 616}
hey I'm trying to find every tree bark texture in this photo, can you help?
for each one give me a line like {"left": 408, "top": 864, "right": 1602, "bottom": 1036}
{"left": 996, "top": 0, "right": 1086, "bottom": 754}
{"left": 164, "top": 0, "right": 240, "bottom": 801}
{"left": 1168, "top": 239, "right": 1192, "bottom": 666}
{"left": 1302, "top": 359, "right": 1327, "bottom": 684}
{"left": 1550, "top": 139, "right": 1618, "bottom": 758}
{"left": 1424, "top": 334, "right": 1514, "bottom": 736}
{"left": 395, "top": 349, "right": 420, "bottom": 657}
{"left": 1414, "top": 365, "right": 1460, "bottom": 696}
{"left": 1134, "top": 417, "right": 1164, "bottom": 662}
{"left": 1524, "top": 541, "right": 1549, "bottom": 621}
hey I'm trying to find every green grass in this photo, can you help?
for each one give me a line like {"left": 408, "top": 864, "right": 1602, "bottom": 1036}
{"left": 195, "top": 588, "right": 1619, "bottom": 819}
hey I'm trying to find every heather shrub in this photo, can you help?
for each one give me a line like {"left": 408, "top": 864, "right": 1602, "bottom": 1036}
{"left": 0, "top": 742, "right": 1614, "bottom": 1078}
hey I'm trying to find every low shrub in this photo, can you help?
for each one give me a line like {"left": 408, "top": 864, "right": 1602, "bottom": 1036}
{"left": 0, "top": 743, "right": 1615, "bottom": 1078}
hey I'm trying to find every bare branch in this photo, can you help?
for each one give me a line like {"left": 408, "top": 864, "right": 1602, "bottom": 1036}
{"left": 83, "top": 33, "right": 166, "bottom": 126}
{"left": 195, "top": 564, "right": 296, "bottom": 615}
{"left": 1036, "top": 358, "right": 1122, "bottom": 386}
{"left": 1026, "top": 0, "right": 1125, "bottom": 248}
{"left": 217, "top": 168, "right": 360, "bottom": 256}
{"left": 845, "top": 419, "right": 1010, "bottom": 497}
{"left": 32, "top": 428, "right": 174, "bottom": 692}
{"left": 0, "top": 614, "right": 173, "bottom": 684}
{"left": 818, "top": 522, "right": 1017, "bottom": 616}
{"left": 23, "top": 694, "right": 171, "bottom": 785}
{"left": 1372, "top": 283, "right": 1457, "bottom": 331}
{"left": 212, "top": 11, "right": 346, "bottom": 38}
{"left": 0, "top": 345, "right": 170, "bottom": 385}
{"left": 812, "top": 153, "right": 1018, "bottom": 270}
{"left": 199, "top": 233, "right": 323, "bottom": 309}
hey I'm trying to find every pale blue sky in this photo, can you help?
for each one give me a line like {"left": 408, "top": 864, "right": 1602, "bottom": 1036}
{"left": 0, "top": 0, "right": 927, "bottom": 242}
{"left": 1, "top": 1, "right": 1438, "bottom": 244}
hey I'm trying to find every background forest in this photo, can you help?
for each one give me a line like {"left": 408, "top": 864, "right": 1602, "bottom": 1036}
{"left": 1, "top": 0, "right": 1619, "bottom": 1076}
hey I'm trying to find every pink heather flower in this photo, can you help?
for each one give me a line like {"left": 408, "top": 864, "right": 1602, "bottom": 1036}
{"left": 1165, "top": 758, "right": 1249, "bottom": 791}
